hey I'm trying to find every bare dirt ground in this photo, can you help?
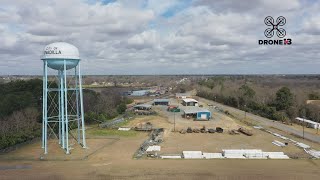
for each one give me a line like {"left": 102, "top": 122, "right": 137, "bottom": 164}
{"left": 1, "top": 98, "right": 320, "bottom": 179}
{"left": 126, "top": 115, "right": 172, "bottom": 129}
{"left": 1, "top": 139, "right": 320, "bottom": 180}
{"left": 0, "top": 138, "right": 118, "bottom": 161}
{"left": 157, "top": 99, "right": 320, "bottom": 158}
{"left": 160, "top": 129, "right": 319, "bottom": 158}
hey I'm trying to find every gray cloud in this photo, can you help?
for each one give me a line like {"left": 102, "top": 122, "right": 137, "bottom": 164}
{"left": 0, "top": 0, "right": 319, "bottom": 75}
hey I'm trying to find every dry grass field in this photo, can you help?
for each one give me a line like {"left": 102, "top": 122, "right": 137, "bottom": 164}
{"left": 1, "top": 138, "right": 320, "bottom": 180}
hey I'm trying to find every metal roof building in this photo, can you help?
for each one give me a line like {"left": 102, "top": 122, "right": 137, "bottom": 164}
{"left": 153, "top": 99, "right": 170, "bottom": 106}
{"left": 134, "top": 104, "right": 152, "bottom": 110}
{"left": 295, "top": 117, "right": 320, "bottom": 129}
{"left": 181, "top": 98, "right": 198, "bottom": 106}
{"left": 176, "top": 93, "right": 191, "bottom": 99}
{"left": 129, "top": 90, "right": 149, "bottom": 96}
{"left": 182, "top": 106, "right": 211, "bottom": 120}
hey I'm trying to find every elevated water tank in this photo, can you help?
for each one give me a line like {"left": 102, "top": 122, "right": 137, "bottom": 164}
{"left": 41, "top": 42, "right": 80, "bottom": 70}
{"left": 41, "top": 42, "right": 87, "bottom": 155}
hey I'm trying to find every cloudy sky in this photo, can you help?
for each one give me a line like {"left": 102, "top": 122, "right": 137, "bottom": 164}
{"left": 0, "top": 0, "right": 320, "bottom": 75}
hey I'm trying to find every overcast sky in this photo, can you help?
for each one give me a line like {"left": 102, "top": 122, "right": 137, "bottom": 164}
{"left": 0, "top": 0, "right": 320, "bottom": 75}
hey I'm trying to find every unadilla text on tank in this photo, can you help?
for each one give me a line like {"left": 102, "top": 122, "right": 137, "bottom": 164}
{"left": 44, "top": 47, "right": 62, "bottom": 55}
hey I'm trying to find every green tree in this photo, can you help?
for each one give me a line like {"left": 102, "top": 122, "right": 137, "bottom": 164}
{"left": 273, "top": 111, "right": 289, "bottom": 122}
{"left": 286, "top": 106, "right": 298, "bottom": 120}
{"left": 305, "top": 104, "right": 320, "bottom": 122}
{"left": 117, "top": 103, "right": 127, "bottom": 114}
{"left": 308, "top": 92, "right": 320, "bottom": 100}
{"left": 239, "top": 84, "right": 256, "bottom": 99}
{"left": 275, "top": 87, "right": 293, "bottom": 111}
{"left": 198, "top": 78, "right": 215, "bottom": 89}
{"left": 238, "top": 84, "right": 255, "bottom": 107}
{"left": 299, "top": 106, "right": 307, "bottom": 118}
{"left": 123, "top": 97, "right": 134, "bottom": 104}
{"left": 219, "top": 81, "right": 224, "bottom": 95}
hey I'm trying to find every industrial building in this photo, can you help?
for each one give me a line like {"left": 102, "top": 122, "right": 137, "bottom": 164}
{"left": 182, "top": 106, "right": 211, "bottom": 120}
{"left": 176, "top": 93, "right": 191, "bottom": 99}
{"left": 295, "top": 117, "right": 320, "bottom": 129}
{"left": 134, "top": 104, "right": 152, "bottom": 110}
{"left": 181, "top": 98, "right": 198, "bottom": 106}
{"left": 153, "top": 99, "right": 170, "bottom": 106}
{"left": 128, "top": 90, "right": 149, "bottom": 96}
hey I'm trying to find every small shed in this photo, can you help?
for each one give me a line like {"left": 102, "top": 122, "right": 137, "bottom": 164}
{"left": 181, "top": 98, "right": 198, "bottom": 106}
{"left": 153, "top": 99, "right": 170, "bottom": 106}
{"left": 182, "top": 106, "right": 211, "bottom": 120}
{"left": 176, "top": 93, "right": 191, "bottom": 99}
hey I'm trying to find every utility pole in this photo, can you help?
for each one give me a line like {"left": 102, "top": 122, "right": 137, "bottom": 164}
{"left": 244, "top": 104, "right": 247, "bottom": 120}
{"left": 317, "top": 112, "right": 320, "bottom": 134}
{"left": 301, "top": 108, "right": 306, "bottom": 139}
{"left": 173, "top": 110, "right": 176, "bottom": 132}
{"left": 303, "top": 116, "right": 305, "bottom": 139}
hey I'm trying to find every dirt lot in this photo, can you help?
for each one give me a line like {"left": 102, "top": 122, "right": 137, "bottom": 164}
{"left": 160, "top": 129, "right": 319, "bottom": 158}
{"left": 156, "top": 99, "right": 320, "bottom": 158}
{"left": 0, "top": 138, "right": 119, "bottom": 161}
{"left": 1, "top": 137, "right": 320, "bottom": 180}
{"left": 1, "top": 99, "right": 320, "bottom": 179}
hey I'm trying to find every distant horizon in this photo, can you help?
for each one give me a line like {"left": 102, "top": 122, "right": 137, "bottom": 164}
{"left": 2, "top": 73, "right": 320, "bottom": 76}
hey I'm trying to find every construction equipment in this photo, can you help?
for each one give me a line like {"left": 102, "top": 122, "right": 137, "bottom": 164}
{"left": 229, "top": 129, "right": 240, "bottom": 135}
{"left": 151, "top": 128, "right": 164, "bottom": 143}
{"left": 134, "top": 122, "right": 153, "bottom": 131}
{"left": 134, "top": 110, "right": 156, "bottom": 115}
{"left": 193, "top": 128, "right": 200, "bottom": 133}
{"left": 200, "top": 126, "right": 206, "bottom": 133}
{"left": 238, "top": 127, "right": 253, "bottom": 136}
{"left": 216, "top": 127, "right": 224, "bottom": 133}
{"left": 180, "top": 129, "right": 186, "bottom": 134}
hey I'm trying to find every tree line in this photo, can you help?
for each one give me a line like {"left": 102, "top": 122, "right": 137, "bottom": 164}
{"left": 0, "top": 79, "right": 132, "bottom": 149}
{"left": 197, "top": 77, "right": 320, "bottom": 124}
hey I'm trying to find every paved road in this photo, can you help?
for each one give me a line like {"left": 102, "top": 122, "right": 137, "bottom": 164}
{"left": 198, "top": 97, "right": 320, "bottom": 144}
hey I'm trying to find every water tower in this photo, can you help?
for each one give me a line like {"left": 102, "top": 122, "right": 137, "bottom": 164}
{"left": 41, "top": 42, "right": 86, "bottom": 154}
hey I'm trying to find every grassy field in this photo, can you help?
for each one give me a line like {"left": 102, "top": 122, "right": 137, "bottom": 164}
{"left": 86, "top": 128, "right": 139, "bottom": 137}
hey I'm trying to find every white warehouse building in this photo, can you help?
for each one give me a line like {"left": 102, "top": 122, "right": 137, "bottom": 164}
{"left": 295, "top": 117, "right": 320, "bottom": 129}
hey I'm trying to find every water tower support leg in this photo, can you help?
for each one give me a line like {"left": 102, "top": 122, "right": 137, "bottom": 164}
{"left": 75, "top": 66, "right": 81, "bottom": 143}
{"left": 64, "top": 60, "right": 70, "bottom": 154}
{"left": 78, "top": 62, "right": 87, "bottom": 148}
{"left": 42, "top": 61, "right": 45, "bottom": 149}
{"left": 60, "top": 69, "right": 65, "bottom": 149}
{"left": 58, "top": 70, "right": 62, "bottom": 145}
{"left": 44, "top": 60, "right": 48, "bottom": 154}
